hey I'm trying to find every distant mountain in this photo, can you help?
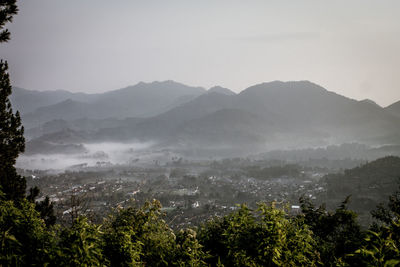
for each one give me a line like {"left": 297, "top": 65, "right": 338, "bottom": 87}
{"left": 20, "top": 81, "right": 206, "bottom": 128}
{"left": 150, "top": 80, "right": 400, "bottom": 148}
{"left": 93, "top": 81, "right": 400, "bottom": 145}
{"left": 10, "top": 87, "right": 96, "bottom": 114}
{"left": 94, "top": 80, "right": 205, "bottom": 117}
{"left": 23, "top": 80, "right": 400, "bottom": 156}
{"left": 169, "top": 108, "right": 275, "bottom": 154}
{"left": 235, "top": 81, "right": 400, "bottom": 143}
{"left": 207, "top": 86, "right": 236, "bottom": 95}
{"left": 23, "top": 99, "right": 93, "bottom": 128}
{"left": 385, "top": 100, "right": 400, "bottom": 117}
{"left": 25, "top": 117, "right": 144, "bottom": 140}
{"left": 88, "top": 92, "right": 236, "bottom": 142}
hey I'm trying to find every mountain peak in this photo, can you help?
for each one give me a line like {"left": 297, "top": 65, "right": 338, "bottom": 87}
{"left": 113, "top": 80, "right": 206, "bottom": 95}
{"left": 208, "top": 86, "right": 236, "bottom": 95}
{"left": 239, "top": 80, "right": 328, "bottom": 97}
{"left": 136, "top": 80, "right": 201, "bottom": 88}
{"left": 359, "top": 99, "right": 381, "bottom": 108}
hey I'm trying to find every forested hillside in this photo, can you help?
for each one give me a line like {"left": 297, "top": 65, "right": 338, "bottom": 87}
{"left": 324, "top": 156, "right": 400, "bottom": 213}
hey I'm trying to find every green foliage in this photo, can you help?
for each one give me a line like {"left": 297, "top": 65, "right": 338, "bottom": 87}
{"left": 175, "top": 228, "right": 209, "bottom": 266}
{"left": 0, "top": 0, "right": 18, "bottom": 43}
{"left": 300, "top": 196, "right": 363, "bottom": 266}
{"left": 4, "top": 191, "right": 400, "bottom": 266}
{"left": 0, "top": 194, "right": 53, "bottom": 266}
{"left": 102, "top": 207, "right": 144, "bottom": 266}
{"left": 0, "top": 0, "right": 26, "bottom": 203}
{"left": 103, "top": 223, "right": 143, "bottom": 266}
{"left": 0, "top": 59, "right": 26, "bottom": 201}
{"left": 348, "top": 227, "right": 400, "bottom": 267}
{"left": 349, "top": 185, "right": 400, "bottom": 266}
{"left": 28, "top": 186, "right": 57, "bottom": 227}
{"left": 35, "top": 196, "right": 57, "bottom": 227}
{"left": 371, "top": 183, "right": 400, "bottom": 226}
{"left": 103, "top": 199, "right": 210, "bottom": 266}
{"left": 105, "top": 200, "right": 176, "bottom": 266}
{"left": 195, "top": 211, "right": 231, "bottom": 265}
{"left": 198, "top": 203, "right": 320, "bottom": 266}
{"left": 56, "top": 217, "right": 107, "bottom": 266}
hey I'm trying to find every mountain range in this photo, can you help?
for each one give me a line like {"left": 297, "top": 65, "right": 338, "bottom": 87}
{"left": 12, "top": 81, "right": 205, "bottom": 128}
{"left": 11, "top": 80, "right": 400, "bottom": 156}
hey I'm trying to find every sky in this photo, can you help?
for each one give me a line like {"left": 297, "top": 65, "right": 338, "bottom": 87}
{"left": 0, "top": 0, "right": 399, "bottom": 107}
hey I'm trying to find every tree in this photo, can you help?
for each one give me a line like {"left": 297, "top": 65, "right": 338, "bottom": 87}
{"left": 0, "top": 190, "right": 54, "bottom": 266}
{"left": 346, "top": 185, "right": 400, "bottom": 266}
{"left": 299, "top": 196, "right": 364, "bottom": 266}
{"left": 0, "top": 0, "right": 56, "bottom": 226}
{"left": 198, "top": 203, "right": 320, "bottom": 266}
{"left": 0, "top": 0, "right": 26, "bottom": 201}
{"left": 371, "top": 183, "right": 400, "bottom": 227}
{"left": 103, "top": 200, "right": 177, "bottom": 266}
{"left": 0, "top": 0, "right": 18, "bottom": 43}
{"left": 174, "top": 228, "right": 209, "bottom": 266}
{"left": 56, "top": 217, "right": 108, "bottom": 266}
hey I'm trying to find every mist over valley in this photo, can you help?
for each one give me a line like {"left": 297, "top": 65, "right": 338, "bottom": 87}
{"left": 13, "top": 80, "right": 400, "bottom": 171}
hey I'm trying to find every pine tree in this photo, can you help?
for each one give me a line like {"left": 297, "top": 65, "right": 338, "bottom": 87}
{"left": 0, "top": 0, "right": 26, "bottom": 201}
{"left": 0, "top": 61, "right": 26, "bottom": 201}
{"left": 0, "top": 0, "right": 18, "bottom": 43}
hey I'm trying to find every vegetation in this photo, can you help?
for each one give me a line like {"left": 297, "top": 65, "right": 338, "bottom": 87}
{"left": 323, "top": 156, "right": 400, "bottom": 225}
{"left": 0, "top": 0, "right": 26, "bottom": 203}
{"left": 198, "top": 203, "right": 320, "bottom": 266}
{"left": 1, "top": 189, "right": 400, "bottom": 266}
{"left": 0, "top": 0, "right": 56, "bottom": 231}
{"left": 0, "top": 54, "right": 26, "bottom": 202}
{"left": 0, "top": 0, "right": 17, "bottom": 43}
{"left": 299, "top": 196, "right": 364, "bottom": 265}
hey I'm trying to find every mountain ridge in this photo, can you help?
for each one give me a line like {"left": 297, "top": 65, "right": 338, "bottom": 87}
{"left": 19, "top": 80, "right": 207, "bottom": 128}
{"left": 23, "top": 80, "right": 400, "bottom": 156}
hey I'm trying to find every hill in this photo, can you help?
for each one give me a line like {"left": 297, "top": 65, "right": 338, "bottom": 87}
{"left": 323, "top": 156, "right": 400, "bottom": 221}
{"left": 10, "top": 87, "right": 96, "bottom": 114}
{"left": 20, "top": 81, "right": 206, "bottom": 128}
{"left": 385, "top": 100, "right": 400, "bottom": 117}
{"left": 207, "top": 86, "right": 236, "bottom": 95}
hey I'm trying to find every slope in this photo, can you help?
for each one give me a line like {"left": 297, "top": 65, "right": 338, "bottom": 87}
{"left": 21, "top": 81, "right": 206, "bottom": 127}
{"left": 385, "top": 100, "right": 400, "bottom": 117}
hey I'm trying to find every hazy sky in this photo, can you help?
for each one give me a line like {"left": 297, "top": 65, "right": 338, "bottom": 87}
{"left": 1, "top": 0, "right": 399, "bottom": 106}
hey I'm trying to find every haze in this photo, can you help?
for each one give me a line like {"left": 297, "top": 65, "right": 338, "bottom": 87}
{"left": 1, "top": 0, "right": 399, "bottom": 106}
{"left": 16, "top": 142, "right": 157, "bottom": 170}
